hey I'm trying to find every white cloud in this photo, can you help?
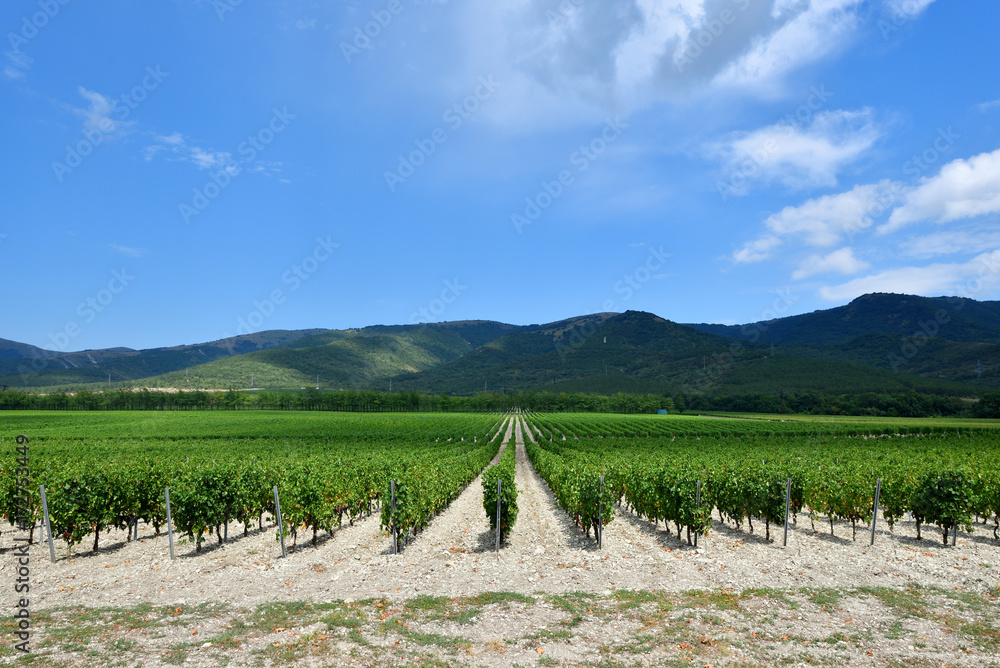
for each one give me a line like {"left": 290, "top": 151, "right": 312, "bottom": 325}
{"left": 733, "top": 235, "right": 782, "bottom": 264}
{"left": 74, "top": 87, "right": 132, "bottom": 136}
{"left": 144, "top": 133, "right": 236, "bottom": 171}
{"left": 899, "top": 228, "right": 1000, "bottom": 259}
{"left": 884, "top": 0, "right": 936, "bottom": 19}
{"left": 974, "top": 98, "right": 1000, "bottom": 112}
{"left": 818, "top": 249, "right": 1000, "bottom": 301}
{"left": 158, "top": 132, "right": 185, "bottom": 145}
{"left": 452, "top": 0, "right": 874, "bottom": 129}
{"left": 3, "top": 50, "right": 32, "bottom": 79}
{"left": 189, "top": 147, "right": 233, "bottom": 170}
{"left": 714, "top": 0, "right": 865, "bottom": 95}
{"left": 715, "top": 108, "right": 881, "bottom": 191}
{"left": 791, "top": 247, "right": 869, "bottom": 280}
{"left": 733, "top": 181, "right": 897, "bottom": 266}
{"left": 768, "top": 181, "right": 894, "bottom": 244}
{"left": 880, "top": 148, "right": 1000, "bottom": 233}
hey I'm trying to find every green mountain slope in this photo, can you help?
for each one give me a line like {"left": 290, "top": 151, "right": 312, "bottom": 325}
{"left": 2, "top": 293, "right": 997, "bottom": 397}
{"left": 391, "top": 310, "right": 983, "bottom": 397}
{"left": 0, "top": 338, "right": 52, "bottom": 361}
{"left": 0, "top": 329, "right": 329, "bottom": 390}
{"left": 777, "top": 334, "right": 998, "bottom": 386}
{"left": 686, "top": 293, "right": 1000, "bottom": 345}
{"left": 391, "top": 311, "right": 740, "bottom": 394}
{"left": 142, "top": 322, "right": 521, "bottom": 390}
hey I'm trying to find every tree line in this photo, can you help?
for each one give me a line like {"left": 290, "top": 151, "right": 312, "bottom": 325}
{"left": 1, "top": 387, "right": 997, "bottom": 418}
{"left": 0, "top": 388, "right": 671, "bottom": 414}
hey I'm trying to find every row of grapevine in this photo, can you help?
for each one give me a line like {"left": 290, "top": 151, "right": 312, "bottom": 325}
{"left": 524, "top": 438, "right": 612, "bottom": 538}
{"left": 482, "top": 439, "right": 518, "bottom": 544}
{"left": 529, "top": 412, "right": 999, "bottom": 440}
{"left": 521, "top": 416, "right": 1000, "bottom": 546}
{"left": 1, "top": 413, "right": 505, "bottom": 555}
{"left": 380, "top": 425, "right": 503, "bottom": 544}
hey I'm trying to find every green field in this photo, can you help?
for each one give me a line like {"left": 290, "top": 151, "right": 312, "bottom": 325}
{"left": 2, "top": 411, "right": 508, "bottom": 553}
{"left": 3, "top": 411, "right": 999, "bottom": 557}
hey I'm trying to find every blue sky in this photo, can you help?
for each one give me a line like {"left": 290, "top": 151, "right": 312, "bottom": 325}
{"left": 3, "top": 0, "right": 999, "bottom": 352}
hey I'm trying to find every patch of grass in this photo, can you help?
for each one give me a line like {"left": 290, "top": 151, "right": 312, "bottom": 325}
{"left": 346, "top": 627, "right": 368, "bottom": 646}
{"left": 107, "top": 638, "right": 136, "bottom": 652}
{"left": 546, "top": 592, "right": 600, "bottom": 618}
{"left": 885, "top": 620, "right": 906, "bottom": 640}
{"left": 959, "top": 620, "right": 1000, "bottom": 651}
{"left": 405, "top": 595, "right": 452, "bottom": 613}
{"left": 401, "top": 654, "right": 455, "bottom": 668}
{"left": 465, "top": 591, "right": 534, "bottom": 606}
{"left": 405, "top": 630, "right": 473, "bottom": 651}
{"left": 524, "top": 627, "right": 574, "bottom": 642}
{"left": 612, "top": 589, "right": 670, "bottom": 610}
{"left": 206, "top": 618, "right": 250, "bottom": 650}
{"left": 803, "top": 588, "right": 843, "bottom": 612}
{"left": 863, "top": 587, "right": 927, "bottom": 617}
{"left": 941, "top": 587, "right": 996, "bottom": 613}
{"left": 742, "top": 587, "right": 800, "bottom": 609}
{"left": 161, "top": 641, "right": 192, "bottom": 665}
{"left": 36, "top": 603, "right": 189, "bottom": 654}
{"left": 681, "top": 589, "right": 741, "bottom": 611}
{"left": 255, "top": 635, "right": 315, "bottom": 665}
{"left": 248, "top": 601, "right": 321, "bottom": 631}
{"left": 402, "top": 594, "right": 480, "bottom": 625}
{"left": 320, "top": 607, "right": 364, "bottom": 630}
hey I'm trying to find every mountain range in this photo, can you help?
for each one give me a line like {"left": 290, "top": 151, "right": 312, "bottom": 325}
{"left": 1, "top": 293, "right": 995, "bottom": 397}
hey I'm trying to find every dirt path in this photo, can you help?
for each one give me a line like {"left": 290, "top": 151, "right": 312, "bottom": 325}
{"left": 389, "top": 416, "right": 510, "bottom": 557}
{"left": 503, "top": 415, "right": 590, "bottom": 557}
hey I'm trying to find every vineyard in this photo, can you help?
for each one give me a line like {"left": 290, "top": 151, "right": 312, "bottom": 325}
{"left": 527, "top": 413, "right": 1000, "bottom": 545}
{"left": 1, "top": 412, "right": 507, "bottom": 554}
{"left": 5, "top": 409, "right": 1000, "bottom": 668}
{"left": 3, "top": 410, "right": 1000, "bottom": 561}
